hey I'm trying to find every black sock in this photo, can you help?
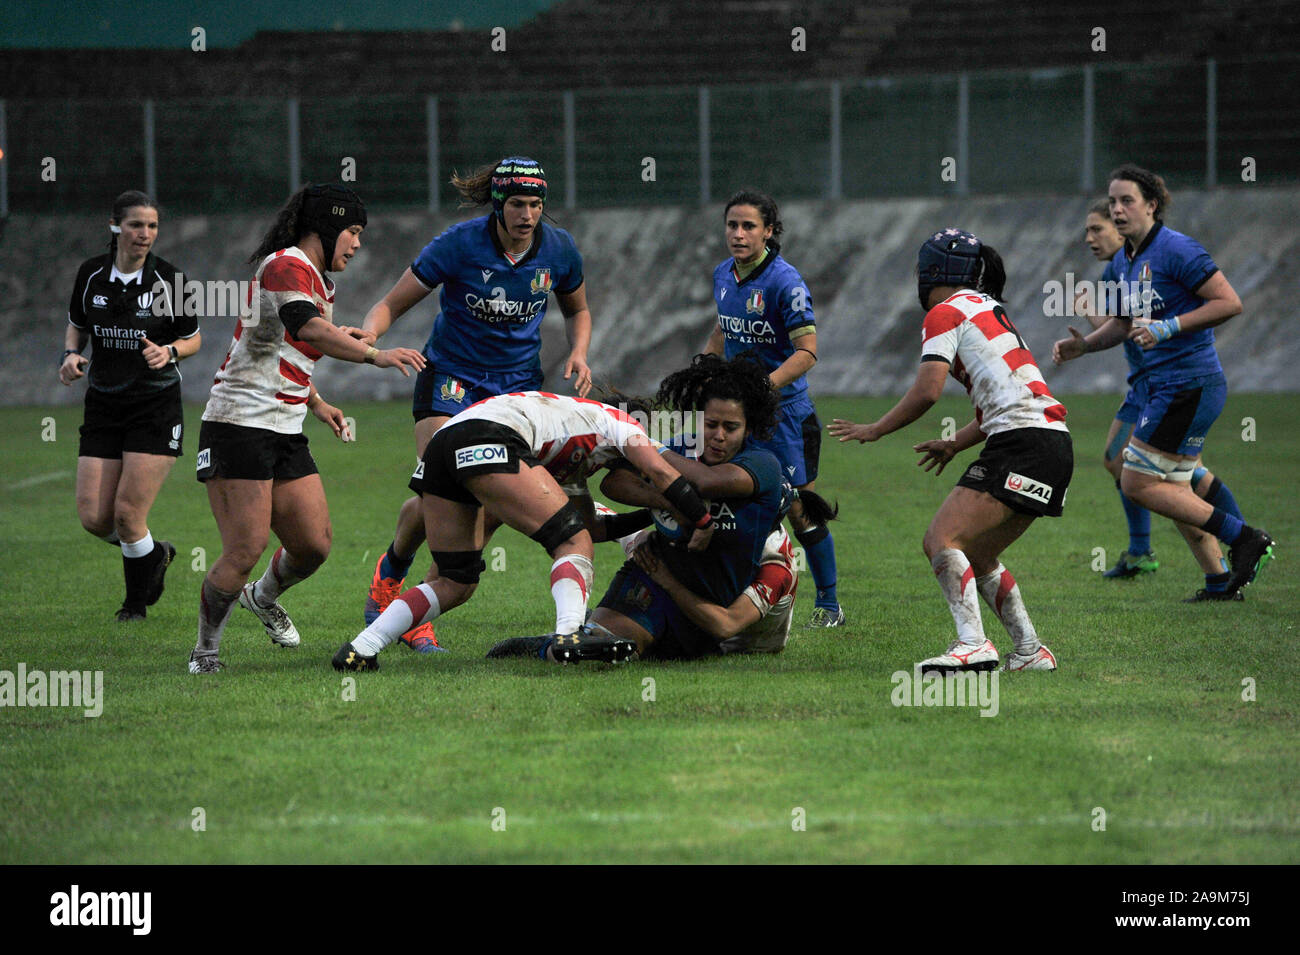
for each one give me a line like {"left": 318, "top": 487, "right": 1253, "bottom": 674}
{"left": 121, "top": 548, "right": 157, "bottom": 611}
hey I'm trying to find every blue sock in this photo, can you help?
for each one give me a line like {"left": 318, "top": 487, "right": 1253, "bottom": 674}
{"left": 795, "top": 525, "right": 839, "bottom": 610}
{"left": 1202, "top": 476, "right": 1243, "bottom": 522}
{"left": 1200, "top": 508, "right": 1245, "bottom": 545}
{"left": 1204, "top": 571, "right": 1231, "bottom": 593}
{"left": 1117, "top": 481, "right": 1151, "bottom": 554}
{"left": 379, "top": 542, "right": 414, "bottom": 582}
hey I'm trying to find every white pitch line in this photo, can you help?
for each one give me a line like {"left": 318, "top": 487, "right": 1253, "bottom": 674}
{"left": 6, "top": 470, "right": 72, "bottom": 490}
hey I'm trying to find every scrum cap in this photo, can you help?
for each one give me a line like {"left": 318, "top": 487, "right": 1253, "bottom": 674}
{"left": 490, "top": 156, "right": 547, "bottom": 222}
{"left": 300, "top": 184, "right": 367, "bottom": 271}
{"left": 917, "top": 228, "right": 983, "bottom": 310}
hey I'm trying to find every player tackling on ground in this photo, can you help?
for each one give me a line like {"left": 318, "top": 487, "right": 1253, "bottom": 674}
{"left": 831, "top": 229, "right": 1071, "bottom": 673}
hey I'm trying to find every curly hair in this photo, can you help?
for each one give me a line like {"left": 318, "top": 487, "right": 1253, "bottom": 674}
{"left": 654, "top": 352, "right": 780, "bottom": 441}
{"left": 1109, "top": 163, "right": 1172, "bottom": 220}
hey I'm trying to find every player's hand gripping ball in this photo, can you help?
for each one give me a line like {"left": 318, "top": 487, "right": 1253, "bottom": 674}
{"left": 652, "top": 508, "right": 696, "bottom": 545}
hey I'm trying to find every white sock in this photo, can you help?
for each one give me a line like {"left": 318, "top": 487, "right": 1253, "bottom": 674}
{"left": 353, "top": 583, "right": 439, "bottom": 656}
{"left": 550, "top": 554, "right": 594, "bottom": 634}
{"left": 121, "top": 531, "right": 154, "bottom": 558}
{"left": 975, "top": 564, "right": 1041, "bottom": 656}
{"left": 252, "top": 547, "right": 309, "bottom": 606}
{"left": 930, "top": 548, "right": 985, "bottom": 646}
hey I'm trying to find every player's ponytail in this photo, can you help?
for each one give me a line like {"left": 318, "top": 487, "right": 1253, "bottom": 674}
{"left": 1109, "top": 163, "right": 1172, "bottom": 220}
{"left": 976, "top": 245, "right": 1006, "bottom": 301}
{"left": 794, "top": 488, "right": 839, "bottom": 526}
{"left": 450, "top": 162, "right": 496, "bottom": 208}
{"left": 249, "top": 186, "right": 310, "bottom": 264}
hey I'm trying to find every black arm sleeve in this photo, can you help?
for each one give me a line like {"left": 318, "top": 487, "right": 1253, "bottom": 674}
{"left": 600, "top": 509, "right": 654, "bottom": 539}
{"left": 279, "top": 300, "right": 322, "bottom": 338}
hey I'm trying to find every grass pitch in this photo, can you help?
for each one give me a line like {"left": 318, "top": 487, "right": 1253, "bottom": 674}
{"left": 0, "top": 394, "right": 1295, "bottom": 863}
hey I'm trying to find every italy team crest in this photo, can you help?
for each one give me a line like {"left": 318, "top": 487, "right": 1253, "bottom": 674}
{"left": 1138, "top": 262, "right": 1152, "bottom": 284}
{"left": 745, "top": 288, "right": 765, "bottom": 314}
{"left": 439, "top": 377, "right": 467, "bottom": 403}
{"left": 530, "top": 268, "right": 553, "bottom": 294}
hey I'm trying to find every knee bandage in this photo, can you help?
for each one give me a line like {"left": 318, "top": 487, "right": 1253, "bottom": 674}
{"left": 429, "top": 549, "right": 486, "bottom": 585}
{"left": 530, "top": 501, "right": 586, "bottom": 554}
{"left": 1121, "top": 445, "right": 1194, "bottom": 482}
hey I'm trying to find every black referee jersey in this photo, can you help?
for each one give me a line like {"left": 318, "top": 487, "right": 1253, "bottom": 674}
{"left": 67, "top": 252, "right": 199, "bottom": 395}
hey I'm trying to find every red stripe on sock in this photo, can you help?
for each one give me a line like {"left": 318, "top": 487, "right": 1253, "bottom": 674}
{"left": 270, "top": 546, "right": 286, "bottom": 587}
{"left": 398, "top": 588, "right": 431, "bottom": 625}
{"left": 960, "top": 565, "right": 975, "bottom": 594}
{"left": 996, "top": 569, "right": 1015, "bottom": 614}
{"left": 551, "top": 560, "right": 589, "bottom": 601}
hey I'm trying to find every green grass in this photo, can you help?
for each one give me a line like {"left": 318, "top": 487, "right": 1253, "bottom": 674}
{"left": 0, "top": 394, "right": 1296, "bottom": 863}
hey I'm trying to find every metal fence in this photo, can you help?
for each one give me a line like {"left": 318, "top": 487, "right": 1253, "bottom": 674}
{"left": 3, "top": 55, "right": 1297, "bottom": 215}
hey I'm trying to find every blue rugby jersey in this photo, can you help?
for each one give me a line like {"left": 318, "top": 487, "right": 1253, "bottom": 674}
{"left": 1100, "top": 223, "right": 1223, "bottom": 383}
{"left": 655, "top": 441, "right": 786, "bottom": 608}
{"left": 410, "top": 215, "right": 583, "bottom": 377}
{"left": 712, "top": 253, "right": 815, "bottom": 402}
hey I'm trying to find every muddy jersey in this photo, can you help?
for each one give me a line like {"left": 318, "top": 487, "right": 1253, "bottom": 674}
{"left": 203, "top": 247, "right": 332, "bottom": 434}
{"left": 921, "top": 290, "right": 1068, "bottom": 436}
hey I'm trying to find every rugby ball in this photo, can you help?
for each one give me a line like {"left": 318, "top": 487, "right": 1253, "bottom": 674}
{"left": 652, "top": 508, "right": 693, "bottom": 544}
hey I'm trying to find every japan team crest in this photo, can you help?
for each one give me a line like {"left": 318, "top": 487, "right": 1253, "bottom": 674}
{"left": 745, "top": 288, "right": 765, "bottom": 314}
{"left": 530, "top": 268, "right": 553, "bottom": 294}
{"left": 439, "top": 377, "right": 467, "bottom": 403}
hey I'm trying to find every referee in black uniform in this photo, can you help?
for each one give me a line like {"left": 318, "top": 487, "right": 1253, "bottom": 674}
{"left": 59, "top": 190, "right": 201, "bottom": 622}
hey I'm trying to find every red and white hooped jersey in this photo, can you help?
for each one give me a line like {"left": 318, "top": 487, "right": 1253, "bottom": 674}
{"left": 451, "top": 391, "right": 663, "bottom": 484}
{"left": 921, "top": 289, "right": 1067, "bottom": 436}
{"left": 202, "top": 247, "right": 331, "bottom": 434}
{"left": 721, "top": 527, "right": 797, "bottom": 654}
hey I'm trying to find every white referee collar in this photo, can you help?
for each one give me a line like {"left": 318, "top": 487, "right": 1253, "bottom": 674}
{"left": 110, "top": 264, "right": 145, "bottom": 285}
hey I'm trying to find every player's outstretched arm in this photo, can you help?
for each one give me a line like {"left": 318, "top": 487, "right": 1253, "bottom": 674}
{"left": 831, "top": 361, "right": 947, "bottom": 443}
{"left": 295, "top": 316, "right": 426, "bottom": 376}
{"left": 359, "top": 268, "right": 431, "bottom": 344}
{"left": 1054, "top": 316, "right": 1129, "bottom": 364}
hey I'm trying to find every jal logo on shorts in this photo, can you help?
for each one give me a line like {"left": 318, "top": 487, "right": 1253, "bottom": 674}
{"left": 1004, "top": 471, "right": 1052, "bottom": 504}
{"left": 196, "top": 448, "right": 211, "bottom": 471}
{"left": 455, "top": 444, "right": 508, "bottom": 468}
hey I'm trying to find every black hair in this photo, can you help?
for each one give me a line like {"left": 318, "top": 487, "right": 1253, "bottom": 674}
{"left": 794, "top": 487, "right": 838, "bottom": 525}
{"left": 724, "top": 189, "right": 783, "bottom": 255}
{"left": 1087, "top": 198, "right": 1111, "bottom": 218}
{"left": 655, "top": 352, "right": 780, "bottom": 441}
{"left": 108, "top": 189, "right": 157, "bottom": 257}
{"left": 1109, "top": 163, "right": 1172, "bottom": 220}
{"left": 976, "top": 245, "right": 1006, "bottom": 300}
{"left": 248, "top": 186, "right": 311, "bottom": 265}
